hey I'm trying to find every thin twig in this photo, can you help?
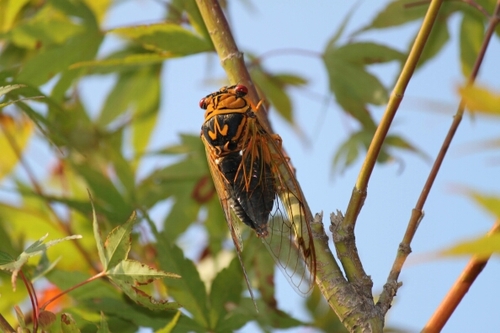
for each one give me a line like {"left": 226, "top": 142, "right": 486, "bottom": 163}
{"left": 337, "top": 0, "right": 444, "bottom": 290}
{"left": 39, "top": 271, "right": 106, "bottom": 311}
{"left": 378, "top": 0, "right": 500, "bottom": 315}
{"left": 20, "top": 270, "right": 39, "bottom": 332}
{"left": 422, "top": 220, "right": 500, "bottom": 333}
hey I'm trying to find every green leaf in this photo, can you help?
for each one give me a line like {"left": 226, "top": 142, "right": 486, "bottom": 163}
{"left": 71, "top": 53, "right": 170, "bottom": 71}
{"left": 416, "top": 19, "right": 450, "bottom": 69}
{"left": 0, "top": 0, "right": 31, "bottom": 32}
{"left": 324, "top": 42, "right": 393, "bottom": 125}
{"left": 110, "top": 23, "right": 213, "bottom": 56}
{"left": 325, "top": 45, "right": 389, "bottom": 106}
{"left": 136, "top": 135, "right": 207, "bottom": 208}
{"left": 97, "top": 312, "right": 111, "bottom": 333}
{"left": 60, "top": 313, "right": 81, "bottom": 333}
{"left": 111, "top": 278, "right": 180, "bottom": 311}
{"left": 157, "top": 236, "right": 210, "bottom": 327}
{"left": 333, "top": 42, "right": 406, "bottom": 65}
{"left": 0, "top": 233, "right": 82, "bottom": 290}
{"left": 273, "top": 73, "right": 308, "bottom": 86}
{"left": 0, "top": 84, "right": 25, "bottom": 97}
{"left": 358, "top": 0, "right": 427, "bottom": 30}
{"left": 460, "top": 189, "right": 500, "bottom": 218}
{"left": 155, "top": 311, "right": 181, "bottom": 333}
{"left": 209, "top": 257, "right": 246, "bottom": 330}
{"left": 16, "top": 28, "right": 102, "bottom": 88}
{"left": 459, "top": 13, "right": 484, "bottom": 77}
{"left": 104, "top": 212, "right": 135, "bottom": 269}
{"left": 250, "top": 235, "right": 277, "bottom": 307}
{"left": 0, "top": 251, "right": 15, "bottom": 265}
{"left": 384, "top": 134, "right": 429, "bottom": 161}
{"left": 80, "top": 297, "right": 179, "bottom": 330}
{"left": 326, "top": 3, "right": 358, "bottom": 47}
{"left": 332, "top": 130, "right": 372, "bottom": 175}
{"left": 251, "top": 68, "right": 293, "bottom": 123}
{"left": 8, "top": 5, "right": 84, "bottom": 49}
{"left": 163, "top": 196, "right": 202, "bottom": 242}
{"left": 441, "top": 233, "right": 500, "bottom": 259}
{"left": 107, "top": 259, "right": 180, "bottom": 284}
{"left": 91, "top": 196, "right": 107, "bottom": 266}
{"left": 74, "top": 163, "right": 134, "bottom": 223}
{"left": 458, "top": 85, "right": 500, "bottom": 115}
{"left": 184, "top": 0, "right": 211, "bottom": 42}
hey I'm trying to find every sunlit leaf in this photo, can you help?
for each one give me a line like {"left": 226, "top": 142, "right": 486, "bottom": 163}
{"left": 110, "top": 23, "right": 213, "bottom": 56}
{"left": 70, "top": 53, "right": 170, "bottom": 70}
{"left": 83, "top": 0, "right": 111, "bottom": 23}
{"left": 0, "top": 233, "right": 82, "bottom": 290}
{"left": 107, "top": 259, "right": 179, "bottom": 284}
{"left": 103, "top": 212, "right": 135, "bottom": 269}
{"left": 459, "top": 14, "right": 484, "bottom": 77}
{"left": 0, "top": 115, "right": 33, "bottom": 179}
{"left": 155, "top": 311, "right": 181, "bottom": 333}
{"left": 17, "top": 31, "right": 102, "bottom": 88}
{"left": 0, "top": 0, "right": 31, "bottom": 32}
{"left": 459, "top": 188, "right": 500, "bottom": 218}
{"left": 459, "top": 85, "right": 500, "bottom": 115}
{"left": 441, "top": 233, "right": 500, "bottom": 259}
{"left": 0, "top": 84, "right": 26, "bottom": 97}
{"left": 8, "top": 6, "right": 84, "bottom": 49}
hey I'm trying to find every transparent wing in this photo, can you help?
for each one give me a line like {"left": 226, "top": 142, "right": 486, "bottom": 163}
{"left": 244, "top": 120, "right": 317, "bottom": 295}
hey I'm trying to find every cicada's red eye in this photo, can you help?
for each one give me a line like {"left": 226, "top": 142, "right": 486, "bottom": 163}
{"left": 199, "top": 98, "right": 207, "bottom": 109}
{"left": 234, "top": 85, "right": 248, "bottom": 97}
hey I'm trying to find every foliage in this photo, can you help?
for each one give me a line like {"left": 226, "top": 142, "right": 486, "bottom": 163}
{"left": 0, "top": 0, "right": 499, "bottom": 332}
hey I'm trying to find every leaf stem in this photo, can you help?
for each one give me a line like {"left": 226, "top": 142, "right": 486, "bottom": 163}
{"left": 20, "top": 270, "right": 39, "bottom": 332}
{"left": 39, "top": 271, "right": 106, "bottom": 311}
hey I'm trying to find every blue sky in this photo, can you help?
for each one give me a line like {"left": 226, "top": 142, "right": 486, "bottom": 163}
{"left": 80, "top": 1, "right": 500, "bottom": 332}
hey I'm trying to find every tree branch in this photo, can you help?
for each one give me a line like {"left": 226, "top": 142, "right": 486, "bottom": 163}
{"left": 422, "top": 220, "right": 500, "bottom": 333}
{"left": 378, "top": 0, "right": 500, "bottom": 315}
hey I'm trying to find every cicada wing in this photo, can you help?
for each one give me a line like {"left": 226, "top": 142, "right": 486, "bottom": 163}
{"left": 201, "top": 138, "right": 257, "bottom": 307}
{"left": 255, "top": 130, "right": 317, "bottom": 295}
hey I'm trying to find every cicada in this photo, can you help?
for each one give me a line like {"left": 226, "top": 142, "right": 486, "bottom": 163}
{"left": 199, "top": 84, "right": 316, "bottom": 298}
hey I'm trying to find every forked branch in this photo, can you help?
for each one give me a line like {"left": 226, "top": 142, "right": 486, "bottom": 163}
{"left": 378, "top": 0, "right": 500, "bottom": 315}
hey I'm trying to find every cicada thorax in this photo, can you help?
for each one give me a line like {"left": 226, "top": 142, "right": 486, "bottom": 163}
{"left": 200, "top": 85, "right": 276, "bottom": 236}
